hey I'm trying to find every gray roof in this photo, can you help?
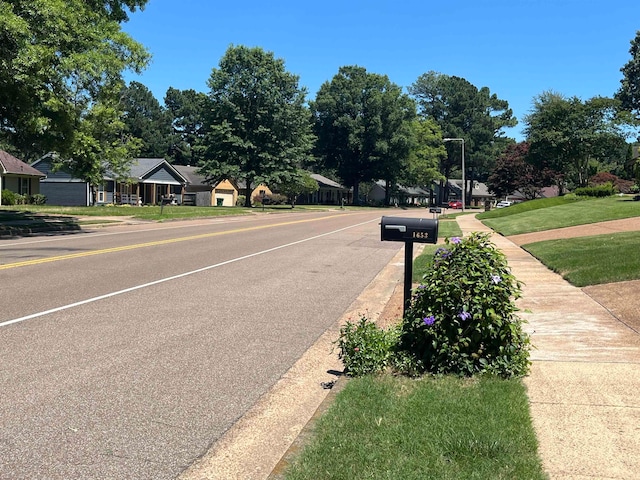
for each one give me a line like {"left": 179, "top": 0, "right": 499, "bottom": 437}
{"left": 127, "top": 158, "right": 183, "bottom": 180}
{"left": 448, "top": 179, "right": 493, "bottom": 198}
{"left": 0, "top": 150, "right": 45, "bottom": 177}
{"left": 173, "top": 165, "right": 208, "bottom": 186}
{"left": 374, "top": 180, "right": 430, "bottom": 196}
{"left": 399, "top": 185, "right": 430, "bottom": 196}
{"left": 311, "top": 173, "right": 347, "bottom": 189}
{"left": 104, "top": 158, "right": 187, "bottom": 185}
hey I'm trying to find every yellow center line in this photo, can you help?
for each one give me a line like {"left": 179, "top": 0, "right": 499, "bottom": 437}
{"left": 0, "top": 214, "right": 346, "bottom": 270}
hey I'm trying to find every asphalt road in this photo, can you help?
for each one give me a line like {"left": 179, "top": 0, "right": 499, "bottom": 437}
{"left": 0, "top": 210, "right": 403, "bottom": 479}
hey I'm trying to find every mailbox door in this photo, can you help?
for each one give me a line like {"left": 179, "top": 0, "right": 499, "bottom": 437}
{"left": 381, "top": 216, "right": 438, "bottom": 244}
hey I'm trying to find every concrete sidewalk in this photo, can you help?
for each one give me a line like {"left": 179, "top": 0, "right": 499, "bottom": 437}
{"left": 457, "top": 214, "right": 640, "bottom": 480}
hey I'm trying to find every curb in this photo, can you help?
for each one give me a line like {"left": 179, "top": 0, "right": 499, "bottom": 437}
{"left": 266, "top": 375, "right": 349, "bottom": 480}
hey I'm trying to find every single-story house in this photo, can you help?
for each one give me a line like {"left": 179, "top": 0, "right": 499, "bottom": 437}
{"left": 432, "top": 179, "right": 494, "bottom": 207}
{"left": 173, "top": 166, "right": 274, "bottom": 207}
{"left": 32, "top": 156, "right": 188, "bottom": 206}
{"left": 368, "top": 181, "right": 432, "bottom": 206}
{"left": 297, "top": 173, "right": 351, "bottom": 205}
{"left": 0, "top": 150, "right": 45, "bottom": 204}
{"left": 446, "top": 179, "right": 494, "bottom": 207}
{"left": 505, "top": 185, "right": 559, "bottom": 203}
{"left": 173, "top": 165, "right": 217, "bottom": 206}
{"left": 236, "top": 180, "right": 273, "bottom": 206}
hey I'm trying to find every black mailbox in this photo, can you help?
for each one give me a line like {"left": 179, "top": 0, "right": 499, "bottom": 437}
{"left": 380, "top": 216, "right": 438, "bottom": 244}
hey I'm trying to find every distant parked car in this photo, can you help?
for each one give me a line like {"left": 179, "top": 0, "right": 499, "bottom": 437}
{"left": 448, "top": 200, "right": 463, "bottom": 209}
{"left": 496, "top": 201, "right": 513, "bottom": 208}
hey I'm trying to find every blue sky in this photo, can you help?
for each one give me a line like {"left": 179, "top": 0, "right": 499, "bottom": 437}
{"left": 123, "top": 0, "right": 640, "bottom": 140}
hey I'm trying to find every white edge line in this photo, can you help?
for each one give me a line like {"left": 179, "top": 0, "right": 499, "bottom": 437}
{"left": 1, "top": 218, "right": 379, "bottom": 328}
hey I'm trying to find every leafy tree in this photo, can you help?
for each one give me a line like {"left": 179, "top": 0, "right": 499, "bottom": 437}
{"left": 0, "top": 0, "right": 149, "bottom": 161}
{"left": 164, "top": 87, "right": 208, "bottom": 165}
{"left": 524, "top": 91, "right": 629, "bottom": 191}
{"left": 588, "top": 171, "right": 634, "bottom": 193}
{"left": 273, "top": 170, "right": 319, "bottom": 207}
{"left": 409, "top": 72, "right": 516, "bottom": 205}
{"left": 58, "top": 99, "right": 142, "bottom": 205}
{"left": 487, "top": 142, "right": 552, "bottom": 200}
{"left": 199, "top": 45, "right": 313, "bottom": 207}
{"left": 121, "top": 81, "right": 171, "bottom": 158}
{"left": 85, "top": 0, "right": 147, "bottom": 22}
{"left": 400, "top": 118, "right": 445, "bottom": 189}
{"left": 370, "top": 87, "right": 416, "bottom": 206}
{"left": 617, "top": 31, "right": 640, "bottom": 118}
{"left": 312, "top": 66, "right": 416, "bottom": 204}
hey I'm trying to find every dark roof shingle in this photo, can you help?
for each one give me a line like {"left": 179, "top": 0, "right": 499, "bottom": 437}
{"left": 0, "top": 151, "right": 45, "bottom": 177}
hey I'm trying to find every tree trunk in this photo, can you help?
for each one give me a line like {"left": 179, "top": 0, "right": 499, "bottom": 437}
{"left": 352, "top": 179, "right": 360, "bottom": 206}
{"left": 466, "top": 167, "right": 474, "bottom": 207}
{"left": 244, "top": 178, "right": 253, "bottom": 207}
{"left": 384, "top": 179, "right": 391, "bottom": 206}
{"left": 440, "top": 179, "right": 448, "bottom": 206}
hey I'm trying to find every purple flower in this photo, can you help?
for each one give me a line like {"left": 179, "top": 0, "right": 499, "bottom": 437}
{"left": 458, "top": 311, "right": 471, "bottom": 322}
{"left": 491, "top": 274, "right": 502, "bottom": 284}
{"left": 451, "top": 237, "right": 461, "bottom": 244}
{"left": 423, "top": 315, "right": 435, "bottom": 326}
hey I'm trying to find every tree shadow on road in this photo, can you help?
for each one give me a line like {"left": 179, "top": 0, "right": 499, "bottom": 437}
{"left": 0, "top": 209, "right": 82, "bottom": 238}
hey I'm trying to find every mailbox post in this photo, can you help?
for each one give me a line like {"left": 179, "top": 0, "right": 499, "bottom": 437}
{"left": 381, "top": 216, "right": 438, "bottom": 316}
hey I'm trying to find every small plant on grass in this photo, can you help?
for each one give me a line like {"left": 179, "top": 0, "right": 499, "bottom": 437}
{"left": 398, "top": 233, "right": 531, "bottom": 378}
{"left": 336, "top": 315, "right": 398, "bottom": 376}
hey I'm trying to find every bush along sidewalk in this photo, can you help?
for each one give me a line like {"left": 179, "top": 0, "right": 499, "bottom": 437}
{"left": 337, "top": 233, "right": 531, "bottom": 378}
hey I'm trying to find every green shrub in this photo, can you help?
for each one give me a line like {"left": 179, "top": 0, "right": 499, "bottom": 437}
{"left": 254, "top": 193, "right": 288, "bottom": 205}
{"left": 398, "top": 233, "right": 531, "bottom": 378}
{"left": 574, "top": 183, "right": 616, "bottom": 197}
{"left": 30, "top": 193, "right": 47, "bottom": 205}
{"left": 335, "top": 315, "right": 398, "bottom": 376}
{"left": 1, "top": 189, "right": 17, "bottom": 205}
{"left": 236, "top": 195, "right": 246, "bottom": 206}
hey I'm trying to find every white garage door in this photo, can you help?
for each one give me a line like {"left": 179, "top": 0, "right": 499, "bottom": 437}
{"left": 215, "top": 193, "right": 234, "bottom": 206}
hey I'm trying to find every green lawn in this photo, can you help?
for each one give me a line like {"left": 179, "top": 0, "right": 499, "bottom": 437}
{"left": 523, "top": 231, "right": 640, "bottom": 287}
{"left": 412, "top": 219, "right": 463, "bottom": 282}
{"left": 474, "top": 194, "right": 640, "bottom": 286}
{"left": 478, "top": 196, "right": 640, "bottom": 236}
{"left": 283, "top": 375, "right": 546, "bottom": 480}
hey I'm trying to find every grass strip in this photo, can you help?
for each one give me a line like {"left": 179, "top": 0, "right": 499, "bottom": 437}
{"left": 0, "top": 204, "right": 392, "bottom": 222}
{"left": 478, "top": 196, "right": 640, "bottom": 236}
{"left": 412, "top": 219, "right": 463, "bottom": 282}
{"left": 283, "top": 375, "right": 545, "bottom": 480}
{"left": 523, "top": 231, "right": 640, "bottom": 287}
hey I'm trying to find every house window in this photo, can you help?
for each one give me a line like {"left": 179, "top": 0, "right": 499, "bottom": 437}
{"left": 19, "top": 178, "right": 30, "bottom": 195}
{"left": 97, "top": 184, "right": 105, "bottom": 203}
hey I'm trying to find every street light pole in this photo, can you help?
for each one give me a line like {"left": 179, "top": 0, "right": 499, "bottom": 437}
{"left": 443, "top": 138, "right": 465, "bottom": 212}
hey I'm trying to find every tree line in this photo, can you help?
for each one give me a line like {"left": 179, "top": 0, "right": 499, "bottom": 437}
{"left": 115, "top": 51, "right": 518, "bottom": 207}
{"left": 2, "top": 1, "right": 640, "bottom": 205}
